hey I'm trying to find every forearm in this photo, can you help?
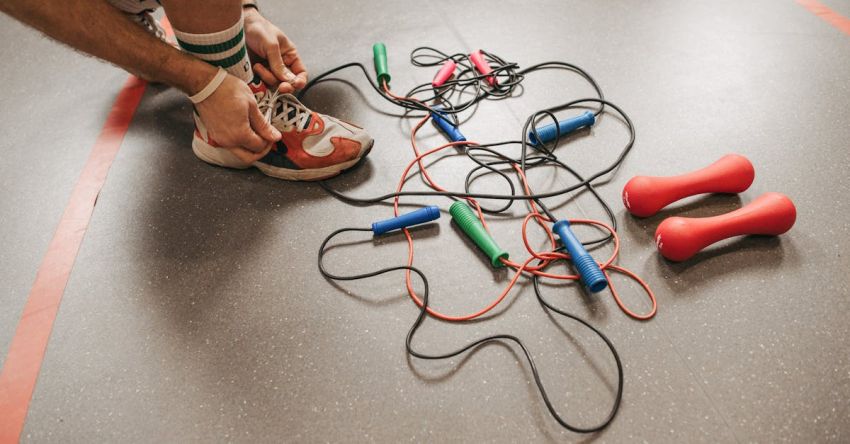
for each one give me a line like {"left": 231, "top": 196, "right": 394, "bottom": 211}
{"left": 0, "top": 0, "right": 215, "bottom": 95}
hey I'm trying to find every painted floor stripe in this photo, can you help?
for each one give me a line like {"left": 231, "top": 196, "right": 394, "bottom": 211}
{"left": 798, "top": 0, "right": 850, "bottom": 35}
{"left": 0, "top": 17, "right": 176, "bottom": 443}
{"left": 0, "top": 74, "right": 147, "bottom": 443}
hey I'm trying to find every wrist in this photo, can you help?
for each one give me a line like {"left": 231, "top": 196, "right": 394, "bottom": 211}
{"left": 171, "top": 56, "right": 219, "bottom": 96}
{"left": 188, "top": 67, "right": 228, "bottom": 104}
{"left": 242, "top": 0, "right": 260, "bottom": 13}
{"left": 242, "top": 7, "right": 262, "bottom": 24}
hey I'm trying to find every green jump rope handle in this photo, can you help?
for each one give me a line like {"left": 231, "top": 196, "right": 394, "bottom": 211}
{"left": 372, "top": 43, "right": 391, "bottom": 86}
{"left": 450, "top": 201, "right": 509, "bottom": 268}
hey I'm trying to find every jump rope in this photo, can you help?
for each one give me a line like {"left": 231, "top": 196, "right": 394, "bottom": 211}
{"left": 298, "top": 44, "right": 657, "bottom": 433}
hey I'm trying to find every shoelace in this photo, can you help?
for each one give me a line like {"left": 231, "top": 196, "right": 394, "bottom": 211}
{"left": 259, "top": 91, "right": 312, "bottom": 133}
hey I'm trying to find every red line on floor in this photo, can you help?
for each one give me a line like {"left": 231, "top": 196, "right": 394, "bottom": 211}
{"left": 797, "top": 0, "right": 850, "bottom": 35}
{"left": 0, "top": 17, "right": 174, "bottom": 443}
{"left": 0, "top": 75, "right": 147, "bottom": 444}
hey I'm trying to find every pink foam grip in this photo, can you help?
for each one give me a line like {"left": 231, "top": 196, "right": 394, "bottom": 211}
{"left": 469, "top": 50, "right": 498, "bottom": 87}
{"left": 432, "top": 60, "right": 457, "bottom": 87}
{"left": 655, "top": 192, "right": 796, "bottom": 261}
{"left": 623, "top": 154, "right": 755, "bottom": 217}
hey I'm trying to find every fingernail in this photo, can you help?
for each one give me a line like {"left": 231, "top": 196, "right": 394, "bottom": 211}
{"left": 284, "top": 70, "right": 296, "bottom": 81}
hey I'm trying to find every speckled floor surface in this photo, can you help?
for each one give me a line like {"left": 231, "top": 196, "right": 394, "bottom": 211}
{"left": 1, "top": 0, "right": 849, "bottom": 442}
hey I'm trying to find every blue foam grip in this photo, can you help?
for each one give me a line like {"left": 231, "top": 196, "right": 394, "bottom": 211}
{"left": 372, "top": 206, "right": 441, "bottom": 235}
{"left": 430, "top": 106, "right": 467, "bottom": 143}
{"left": 528, "top": 111, "right": 595, "bottom": 146}
{"left": 552, "top": 220, "right": 608, "bottom": 293}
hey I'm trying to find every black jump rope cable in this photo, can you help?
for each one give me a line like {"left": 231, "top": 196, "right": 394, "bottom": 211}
{"left": 301, "top": 46, "right": 641, "bottom": 433}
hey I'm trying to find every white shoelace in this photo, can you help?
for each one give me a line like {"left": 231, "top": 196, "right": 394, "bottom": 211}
{"left": 259, "top": 91, "right": 312, "bottom": 133}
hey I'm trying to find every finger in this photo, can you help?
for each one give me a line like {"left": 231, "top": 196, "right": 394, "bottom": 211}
{"left": 226, "top": 147, "right": 255, "bottom": 164}
{"left": 292, "top": 72, "right": 308, "bottom": 90}
{"left": 238, "top": 123, "right": 273, "bottom": 153}
{"left": 226, "top": 145, "right": 272, "bottom": 164}
{"left": 253, "top": 63, "right": 279, "bottom": 87}
{"left": 266, "top": 43, "right": 294, "bottom": 83}
{"left": 277, "top": 82, "right": 295, "bottom": 94}
{"left": 280, "top": 66, "right": 297, "bottom": 84}
{"left": 279, "top": 36, "right": 306, "bottom": 86}
{"left": 248, "top": 104, "right": 281, "bottom": 143}
{"left": 282, "top": 50, "right": 307, "bottom": 76}
{"left": 280, "top": 43, "right": 307, "bottom": 77}
{"left": 281, "top": 57, "right": 307, "bottom": 89}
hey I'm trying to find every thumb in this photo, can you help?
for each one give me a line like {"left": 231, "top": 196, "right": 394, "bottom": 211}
{"left": 226, "top": 145, "right": 272, "bottom": 164}
{"left": 248, "top": 102, "right": 281, "bottom": 143}
{"left": 267, "top": 46, "right": 295, "bottom": 83}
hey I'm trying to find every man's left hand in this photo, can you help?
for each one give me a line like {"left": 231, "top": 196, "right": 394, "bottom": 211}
{"left": 243, "top": 8, "right": 308, "bottom": 94}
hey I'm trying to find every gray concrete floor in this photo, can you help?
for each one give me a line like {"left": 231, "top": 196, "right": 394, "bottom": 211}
{"left": 2, "top": 0, "right": 849, "bottom": 442}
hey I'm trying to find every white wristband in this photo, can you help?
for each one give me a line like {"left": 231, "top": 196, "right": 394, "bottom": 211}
{"left": 189, "top": 67, "right": 228, "bottom": 104}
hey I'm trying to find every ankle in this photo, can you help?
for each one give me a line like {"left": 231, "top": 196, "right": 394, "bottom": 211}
{"left": 173, "top": 14, "right": 254, "bottom": 84}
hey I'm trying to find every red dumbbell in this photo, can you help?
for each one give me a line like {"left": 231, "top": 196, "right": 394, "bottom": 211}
{"left": 623, "top": 154, "right": 755, "bottom": 217}
{"left": 655, "top": 192, "right": 796, "bottom": 261}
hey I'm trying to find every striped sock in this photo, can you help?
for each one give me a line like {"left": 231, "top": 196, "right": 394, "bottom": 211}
{"left": 173, "top": 15, "right": 255, "bottom": 83}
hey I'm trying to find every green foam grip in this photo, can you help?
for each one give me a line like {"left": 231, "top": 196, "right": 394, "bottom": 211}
{"left": 372, "top": 43, "right": 391, "bottom": 86}
{"left": 449, "top": 201, "right": 509, "bottom": 268}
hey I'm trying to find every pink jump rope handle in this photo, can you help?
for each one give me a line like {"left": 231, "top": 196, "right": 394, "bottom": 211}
{"left": 432, "top": 60, "right": 457, "bottom": 87}
{"left": 655, "top": 192, "right": 797, "bottom": 261}
{"left": 469, "top": 50, "right": 498, "bottom": 87}
{"left": 623, "top": 154, "right": 755, "bottom": 217}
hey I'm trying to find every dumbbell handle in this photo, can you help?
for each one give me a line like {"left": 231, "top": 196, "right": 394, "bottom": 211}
{"left": 655, "top": 192, "right": 796, "bottom": 261}
{"left": 623, "top": 154, "right": 755, "bottom": 217}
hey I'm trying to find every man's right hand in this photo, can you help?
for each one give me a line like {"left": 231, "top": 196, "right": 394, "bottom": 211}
{"left": 194, "top": 73, "right": 281, "bottom": 163}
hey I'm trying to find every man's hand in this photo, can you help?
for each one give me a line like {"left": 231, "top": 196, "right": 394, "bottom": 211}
{"left": 194, "top": 73, "right": 281, "bottom": 163}
{"left": 242, "top": 8, "right": 308, "bottom": 94}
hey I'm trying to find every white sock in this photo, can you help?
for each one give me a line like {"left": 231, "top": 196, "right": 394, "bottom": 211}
{"left": 173, "top": 15, "right": 255, "bottom": 83}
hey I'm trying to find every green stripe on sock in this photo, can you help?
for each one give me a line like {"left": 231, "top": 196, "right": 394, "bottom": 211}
{"left": 208, "top": 45, "right": 248, "bottom": 69}
{"left": 176, "top": 29, "right": 244, "bottom": 55}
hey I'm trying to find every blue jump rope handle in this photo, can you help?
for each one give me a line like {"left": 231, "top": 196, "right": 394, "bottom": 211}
{"left": 528, "top": 111, "right": 595, "bottom": 145}
{"left": 430, "top": 106, "right": 467, "bottom": 142}
{"left": 372, "top": 206, "right": 441, "bottom": 235}
{"left": 552, "top": 220, "right": 608, "bottom": 293}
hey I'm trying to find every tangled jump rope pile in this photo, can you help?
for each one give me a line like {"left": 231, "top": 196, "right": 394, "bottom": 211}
{"left": 303, "top": 45, "right": 657, "bottom": 433}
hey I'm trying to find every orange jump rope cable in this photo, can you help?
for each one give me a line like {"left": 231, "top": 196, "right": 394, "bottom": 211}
{"left": 381, "top": 83, "right": 657, "bottom": 321}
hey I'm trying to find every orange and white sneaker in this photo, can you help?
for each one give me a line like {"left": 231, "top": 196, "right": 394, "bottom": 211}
{"left": 191, "top": 83, "right": 374, "bottom": 181}
{"left": 190, "top": 78, "right": 270, "bottom": 169}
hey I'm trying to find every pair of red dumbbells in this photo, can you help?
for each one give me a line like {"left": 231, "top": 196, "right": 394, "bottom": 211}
{"left": 622, "top": 154, "right": 796, "bottom": 261}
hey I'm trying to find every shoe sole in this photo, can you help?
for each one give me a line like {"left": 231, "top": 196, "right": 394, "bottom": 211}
{"left": 192, "top": 137, "right": 374, "bottom": 181}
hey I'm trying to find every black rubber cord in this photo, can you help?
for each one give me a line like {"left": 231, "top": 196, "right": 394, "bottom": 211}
{"left": 304, "top": 47, "right": 635, "bottom": 434}
{"left": 318, "top": 228, "right": 624, "bottom": 434}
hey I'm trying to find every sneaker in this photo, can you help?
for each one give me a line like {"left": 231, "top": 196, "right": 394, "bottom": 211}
{"left": 192, "top": 86, "right": 374, "bottom": 181}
